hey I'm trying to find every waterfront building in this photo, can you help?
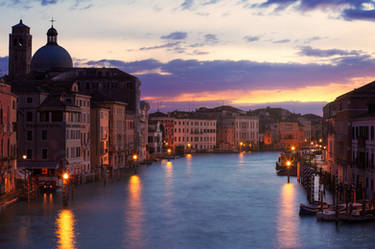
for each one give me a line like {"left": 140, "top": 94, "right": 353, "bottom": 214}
{"left": 351, "top": 115, "right": 375, "bottom": 200}
{"left": 148, "top": 120, "right": 163, "bottom": 157}
{"left": 279, "top": 121, "right": 305, "bottom": 150}
{"left": 139, "top": 101, "right": 150, "bottom": 161}
{"left": 149, "top": 112, "right": 175, "bottom": 151}
{"left": 0, "top": 80, "right": 17, "bottom": 194}
{"left": 125, "top": 113, "right": 136, "bottom": 161}
{"left": 172, "top": 114, "right": 217, "bottom": 153}
{"left": 7, "top": 20, "right": 142, "bottom": 184}
{"left": 323, "top": 81, "right": 375, "bottom": 185}
{"left": 196, "top": 106, "right": 259, "bottom": 152}
{"left": 90, "top": 103, "right": 110, "bottom": 178}
{"left": 96, "top": 100, "right": 127, "bottom": 175}
{"left": 16, "top": 81, "right": 92, "bottom": 183}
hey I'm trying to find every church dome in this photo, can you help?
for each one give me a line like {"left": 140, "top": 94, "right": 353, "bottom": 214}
{"left": 30, "top": 25, "right": 73, "bottom": 72}
{"left": 47, "top": 27, "right": 58, "bottom": 36}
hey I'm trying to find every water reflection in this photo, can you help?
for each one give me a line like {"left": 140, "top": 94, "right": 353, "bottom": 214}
{"left": 164, "top": 161, "right": 174, "bottom": 190}
{"left": 238, "top": 152, "right": 245, "bottom": 165}
{"left": 56, "top": 209, "right": 77, "bottom": 249}
{"left": 277, "top": 183, "right": 300, "bottom": 249}
{"left": 124, "top": 175, "right": 144, "bottom": 249}
{"left": 186, "top": 154, "right": 192, "bottom": 176}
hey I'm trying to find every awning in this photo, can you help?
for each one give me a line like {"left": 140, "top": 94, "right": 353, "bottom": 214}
{"left": 17, "top": 161, "right": 59, "bottom": 169}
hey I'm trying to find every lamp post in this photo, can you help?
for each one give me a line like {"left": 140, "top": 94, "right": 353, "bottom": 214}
{"left": 21, "top": 154, "right": 29, "bottom": 202}
{"left": 132, "top": 154, "right": 138, "bottom": 174}
{"left": 167, "top": 148, "right": 172, "bottom": 161}
{"left": 286, "top": 160, "right": 291, "bottom": 183}
{"left": 62, "top": 172, "right": 69, "bottom": 206}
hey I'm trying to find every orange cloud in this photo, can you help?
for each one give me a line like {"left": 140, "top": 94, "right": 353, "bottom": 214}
{"left": 143, "top": 77, "right": 373, "bottom": 105}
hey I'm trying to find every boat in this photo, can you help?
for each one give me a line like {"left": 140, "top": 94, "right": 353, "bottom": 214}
{"left": 299, "top": 203, "right": 321, "bottom": 215}
{"left": 299, "top": 202, "right": 329, "bottom": 216}
{"left": 316, "top": 210, "right": 338, "bottom": 221}
{"left": 338, "top": 213, "right": 375, "bottom": 222}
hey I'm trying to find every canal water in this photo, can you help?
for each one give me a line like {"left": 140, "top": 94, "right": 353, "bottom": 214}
{"left": 0, "top": 152, "right": 375, "bottom": 249}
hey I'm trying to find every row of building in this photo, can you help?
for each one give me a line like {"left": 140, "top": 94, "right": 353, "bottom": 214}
{"left": 0, "top": 20, "right": 150, "bottom": 195}
{"left": 147, "top": 106, "right": 322, "bottom": 156}
{"left": 323, "top": 81, "right": 375, "bottom": 201}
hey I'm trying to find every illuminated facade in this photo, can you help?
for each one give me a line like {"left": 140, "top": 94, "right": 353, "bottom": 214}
{"left": 0, "top": 81, "right": 17, "bottom": 194}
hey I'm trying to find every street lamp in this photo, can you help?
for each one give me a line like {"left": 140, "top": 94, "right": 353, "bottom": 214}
{"left": 22, "top": 154, "right": 27, "bottom": 160}
{"left": 63, "top": 172, "right": 69, "bottom": 180}
{"left": 291, "top": 146, "right": 296, "bottom": 152}
{"left": 62, "top": 172, "right": 69, "bottom": 205}
{"left": 286, "top": 160, "right": 291, "bottom": 183}
{"left": 167, "top": 148, "right": 172, "bottom": 161}
{"left": 132, "top": 154, "right": 138, "bottom": 174}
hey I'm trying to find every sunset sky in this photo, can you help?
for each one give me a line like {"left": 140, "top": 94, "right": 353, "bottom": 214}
{"left": 2, "top": 0, "right": 375, "bottom": 115}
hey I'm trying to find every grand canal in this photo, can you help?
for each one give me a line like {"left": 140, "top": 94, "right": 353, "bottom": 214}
{"left": 1, "top": 152, "right": 375, "bottom": 249}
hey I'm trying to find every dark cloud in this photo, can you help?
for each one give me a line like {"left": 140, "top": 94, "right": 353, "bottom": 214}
{"left": 253, "top": 0, "right": 375, "bottom": 22}
{"left": 139, "top": 42, "right": 180, "bottom": 51}
{"left": 299, "top": 46, "right": 361, "bottom": 57}
{"left": 181, "top": 0, "right": 194, "bottom": 10}
{"left": 304, "top": 36, "right": 321, "bottom": 44}
{"left": 244, "top": 36, "right": 261, "bottom": 42}
{"left": 1, "top": 0, "right": 92, "bottom": 9}
{"left": 83, "top": 52, "right": 375, "bottom": 100}
{"left": 273, "top": 39, "right": 291, "bottom": 44}
{"left": 161, "top": 32, "right": 188, "bottom": 40}
{"left": 342, "top": 8, "right": 375, "bottom": 21}
{"left": 204, "top": 34, "right": 218, "bottom": 44}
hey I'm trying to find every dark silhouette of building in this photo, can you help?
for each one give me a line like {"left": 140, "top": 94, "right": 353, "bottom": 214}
{"left": 8, "top": 20, "right": 32, "bottom": 80}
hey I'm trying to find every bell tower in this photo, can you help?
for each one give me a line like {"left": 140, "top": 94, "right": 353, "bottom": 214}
{"left": 9, "top": 19, "right": 32, "bottom": 80}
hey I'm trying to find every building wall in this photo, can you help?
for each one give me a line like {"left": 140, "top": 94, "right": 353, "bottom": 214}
{"left": 352, "top": 118, "right": 375, "bottom": 200}
{"left": 0, "top": 82, "right": 17, "bottom": 194}
{"left": 101, "top": 102, "right": 126, "bottom": 172}
{"left": 90, "top": 106, "right": 109, "bottom": 177}
{"left": 279, "top": 122, "right": 304, "bottom": 150}
{"left": 173, "top": 118, "right": 217, "bottom": 152}
{"left": 234, "top": 116, "right": 259, "bottom": 150}
{"left": 17, "top": 88, "right": 91, "bottom": 180}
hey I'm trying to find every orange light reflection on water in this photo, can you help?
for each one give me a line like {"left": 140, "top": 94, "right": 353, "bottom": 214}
{"left": 277, "top": 183, "right": 300, "bottom": 249}
{"left": 186, "top": 154, "right": 192, "bottom": 176}
{"left": 56, "top": 209, "right": 77, "bottom": 249}
{"left": 124, "top": 175, "right": 144, "bottom": 249}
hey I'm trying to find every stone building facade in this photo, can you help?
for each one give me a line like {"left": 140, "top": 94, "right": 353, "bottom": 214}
{"left": 0, "top": 81, "right": 17, "bottom": 194}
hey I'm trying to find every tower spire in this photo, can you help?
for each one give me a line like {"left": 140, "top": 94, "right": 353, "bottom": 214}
{"left": 50, "top": 17, "right": 55, "bottom": 27}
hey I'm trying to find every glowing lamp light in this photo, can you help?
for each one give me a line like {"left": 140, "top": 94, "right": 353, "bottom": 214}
{"left": 187, "top": 143, "right": 191, "bottom": 148}
{"left": 132, "top": 154, "right": 138, "bottom": 161}
{"left": 167, "top": 148, "right": 172, "bottom": 154}
{"left": 310, "top": 142, "right": 314, "bottom": 146}
{"left": 22, "top": 154, "right": 27, "bottom": 160}
{"left": 63, "top": 173, "right": 69, "bottom": 180}
{"left": 286, "top": 161, "right": 292, "bottom": 167}
{"left": 291, "top": 146, "right": 296, "bottom": 151}
{"left": 240, "top": 142, "right": 243, "bottom": 146}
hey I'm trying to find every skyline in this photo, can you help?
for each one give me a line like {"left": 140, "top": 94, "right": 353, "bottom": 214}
{"left": 2, "top": 0, "right": 375, "bottom": 115}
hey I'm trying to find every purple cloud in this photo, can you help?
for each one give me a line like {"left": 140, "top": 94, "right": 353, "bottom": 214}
{"left": 273, "top": 39, "right": 291, "bottom": 44}
{"left": 299, "top": 46, "right": 361, "bottom": 57}
{"left": 254, "top": 0, "right": 375, "bottom": 22}
{"left": 161, "top": 32, "right": 188, "bottom": 40}
{"left": 139, "top": 42, "right": 180, "bottom": 51}
{"left": 244, "top": 36, "right": 261, "bottom": 42}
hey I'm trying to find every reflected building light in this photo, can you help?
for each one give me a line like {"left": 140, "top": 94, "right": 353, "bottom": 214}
{"left": 277, "top": 184, "right": 300, "bottom": 249}
{"left": 56, "top": 209, "right": 77, "bottom": 249}
{"left": 124, "top": 175, "right": 144, "bottom": 249}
